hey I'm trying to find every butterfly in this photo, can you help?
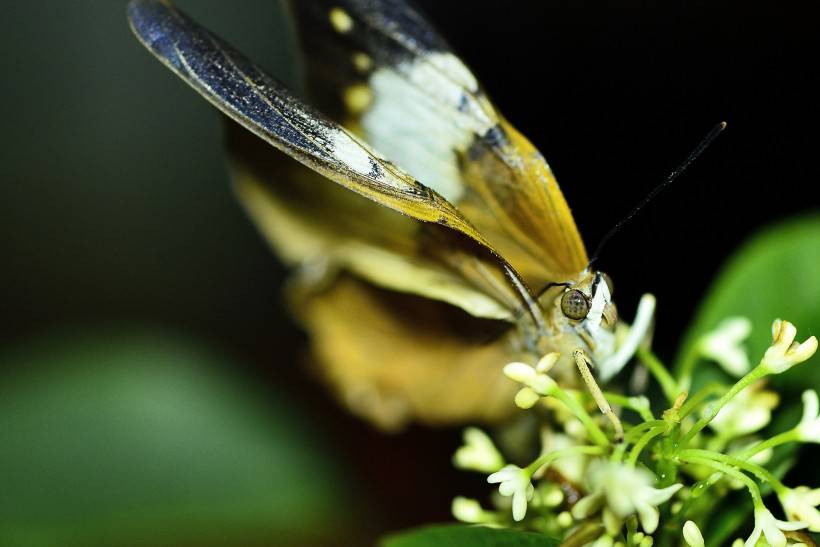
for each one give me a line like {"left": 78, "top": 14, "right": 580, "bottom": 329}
{"left": 127, "top": 0, "right": 652, "bottom": 432}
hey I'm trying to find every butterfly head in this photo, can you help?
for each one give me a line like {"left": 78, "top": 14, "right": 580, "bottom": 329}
{"left": 542, "top": 271, "right": 618, "bottom": 366}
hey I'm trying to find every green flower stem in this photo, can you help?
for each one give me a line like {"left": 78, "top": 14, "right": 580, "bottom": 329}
{"left": 672, "top": 437, "right": 790, "bottom": 523}
{"left": 612, "top": 420, "right": 667, "bottom": 461}
{"left": 677, "top": 382, "right": 728, "bottom": 420}
{"left": 733, "top": 429, "right": 801, "bottom": 461}
{"left": 627, "top": 425, "right": 669, "bottom": 466}
{"left": 625, "top": 419, "right": 667, "bottom": 442}
{"left": 525, "top": 445, "right": 605, "bottom": 476}
{"left": 548, "top": 385, "right": 610, "bottom": 447}
{"left": 680, "top": 448, "right": 786, "bottom": 495}
{"left": 637, "top": 347, "right": 679, "bottom": 403}
{"left": 679, "top": 363, "right": 769, "bottom": 447}
{"left": 602, "top": 391, "right": 655, "bottom": 422}
{"left": 678, "top": 452, "right": 764, "bottom": 508}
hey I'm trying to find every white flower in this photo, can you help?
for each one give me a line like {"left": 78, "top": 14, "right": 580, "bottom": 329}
{"left": 579, "top": 462, "right": 682, "bottom": 534}
{"left": 539, "top": 429, "right": 586, "bottom": 483}
{"left": 487, "top": 464, "right": 534, "bottom": 521}
{"left": 745, "top": 506, "right": 807, "bottom": 547}
{"left": 780, "top": 486, "right": 820, "bottom": 532}
{"left": 451, "top": 496, "right": 492, "bottom": 524}
{"left": 683, "top": 520, "right": 705, "bottom": 547}
{"left": 761, "top": 319, "right": 818, "bottom": 374}
{"left": 698, "top": 317, "right": 753, "bottom": 376}
{"left": 796, "top": 390, "right": 820, "bottom": 443}
{"left": 708, "top": 381, "right": 779, "bottom": 437}
{"left": 536, "top": 352, "right": 560, "bottom": 374}
{"left": 453, "top": 427, "right": 504, "bottom": 473}
{"left": 514, "top": 387, "right": 541, "bottom": 409}
{"left": 503, "top": 356, "right": 558, "bottom": 397}
{"left": 504, "top": 361, "right": 538, "bottom": 384}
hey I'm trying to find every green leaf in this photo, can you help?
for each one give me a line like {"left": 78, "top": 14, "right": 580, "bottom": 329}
{"left": 0, "top": 329, "right": 350, "bottom": 546}
{"left": 381, "top": 524, "right": 560, "bottom": 547}
{"left": 675, "top": 214, "right": 820, "bottom": 389}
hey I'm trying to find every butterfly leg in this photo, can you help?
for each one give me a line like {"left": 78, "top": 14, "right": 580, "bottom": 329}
{"left": 573, "top": 348, "right": 624, "bottom": 443}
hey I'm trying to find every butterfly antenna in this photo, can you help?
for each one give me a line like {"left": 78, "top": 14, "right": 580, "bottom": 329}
{"left": 588, "top": 121, "right": 727, "bottom": 268}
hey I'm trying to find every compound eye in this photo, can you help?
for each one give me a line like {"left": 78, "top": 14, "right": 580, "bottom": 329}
{"left": 561, "top": 289, "right": 590, "bottom": 320}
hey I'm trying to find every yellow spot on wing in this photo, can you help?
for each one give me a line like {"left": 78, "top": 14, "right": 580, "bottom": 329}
{"left": 329, "top": 7, "right": 353, "bottom": 33}
{"left": 352, "top": 52, "right": 373, "bottom": 72}
{"left": 344, "top": 84, "right": 373, "bottom": 114}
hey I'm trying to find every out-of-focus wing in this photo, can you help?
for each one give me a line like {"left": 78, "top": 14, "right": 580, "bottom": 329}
{"left": 286, "top": 0, "right": 590, "bottom": 286}
{"left": 127, "top": 0, "right": 538, "bottom": 319}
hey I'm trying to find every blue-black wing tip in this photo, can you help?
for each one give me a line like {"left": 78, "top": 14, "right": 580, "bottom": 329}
{"left": 127, "top": 0, "right": 185, "bottom": 66}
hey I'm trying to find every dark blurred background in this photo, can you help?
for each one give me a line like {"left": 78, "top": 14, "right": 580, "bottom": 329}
{"left": 0, "top": 1, "right": 817, "bottom": 545}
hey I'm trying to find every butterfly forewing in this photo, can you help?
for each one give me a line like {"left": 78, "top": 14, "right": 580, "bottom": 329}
{"left": 129, "top": 1, "right": 499, "bottom": 255}
{"left": 286, "top": 0, "right": 590, "bottom": 286}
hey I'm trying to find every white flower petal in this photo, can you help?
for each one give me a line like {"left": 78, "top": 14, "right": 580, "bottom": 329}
{"left": 797, "top": 390, "right": 820, "bottom": 443}
{"left": 744, "top": 525, "right": 762, "bottom": 547}
{"left": 512, "top": 488, "right": 528, "bottom": 521}
{"left": 748, "top": 507, "right": 807, "bottom": 547}
{"left": 635, "top": 500, "right": 660, "bottom": 534}
{"left": 699, "top": 317, "right": 753, "bottom": 376}
{"left": 487, "top": 466, "right": 516, "bottom": 484}
{"left": 487, "top": 464, "right": 532, "bottom": 522}
{"left": 792, "top": 336, "right": 819, "bottom": 364}
{"left": 781, "top": 486, "right": 820, "bottom": 531}
{"left": 683, "top": 520, "right": 705, "bottom": 547}
{"left": 536, "top": 352, "right": 559, "bottom": 373}
{"left": 709, "top": 381, "right": 778, "bottom": 437}
{"left": 802, "top": 390, "right": 819, "bottom": 423}
{"left": 453, "top": 427, "right": 504, "bottom": 473}
{"left": 530, "top": 373, "right": 557, "bottom": 395}
{"left": 498, "top": 481, "right": 516, "bottom": 496}
{"left": 760, "top": 523, "right": 787, "bottom": 547}
{"left": 586, "top": 462, "right": 680, "bottom": 532}
{"left": 451, "top": 497, "right": 484, "bottom": 523}
{"left": 762, "top": 320, "right": 817, "bottom": 373}
{"left": 503, "top": 362, "right": 537, "bottom": 384}
{"left": 515, "top": 387, "right": 541, "bottom": 409}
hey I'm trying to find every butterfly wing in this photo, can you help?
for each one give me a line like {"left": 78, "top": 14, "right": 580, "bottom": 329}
{"left": 127, "top": 0, "right": 537, "bottom": 318}
{"left": 286, "top": 0, "right": 590, "bottom": 286}
{"left": 127, "top": 0, "right": 554, "bottom": 428}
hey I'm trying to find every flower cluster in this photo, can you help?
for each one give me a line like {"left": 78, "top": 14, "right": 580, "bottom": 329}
{"left": 450, "top": 317, "right": 818, "bottom": 546}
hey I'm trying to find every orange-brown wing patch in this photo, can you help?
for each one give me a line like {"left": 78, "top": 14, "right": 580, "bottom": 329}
{"left": 297, "top": 275, "right": 523, "bottom": 430}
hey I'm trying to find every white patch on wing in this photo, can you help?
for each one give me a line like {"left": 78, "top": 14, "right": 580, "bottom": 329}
{"left": 426, "top": 52, "right": 479, "bottom": 92}
{"left": 360, "top": 52, "right": 496, "bottom": 202}
{"left": 331, "top": 128, "right": 377, "bottom": 177}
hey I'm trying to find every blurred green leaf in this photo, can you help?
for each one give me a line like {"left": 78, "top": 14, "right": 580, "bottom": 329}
{"left": 0, "top": 329, "right": 349, "bottom": 546}
{"left": 381, "top": 525, "right": 559, "bottom": 547}
{"left": 675, "top": 214, "right": 820, "bottom": 389}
